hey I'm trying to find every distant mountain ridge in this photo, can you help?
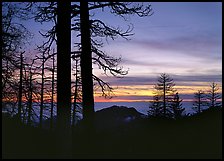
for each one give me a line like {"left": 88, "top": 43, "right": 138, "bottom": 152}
{"left": 96, "top": 105, "right": 145, "bottom": 118}
{"left": 94, "top": 105, "right": 145, "bottom": 129}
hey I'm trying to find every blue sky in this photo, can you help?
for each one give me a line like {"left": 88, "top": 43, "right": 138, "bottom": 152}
{"left": 94, "top": 2, "right": 222, "bottom": 76}
{"left": 92, "top": 2, "right": 222, "bottom": 101}
{"left": 8, "top": 2, "right": 222, "bottom": 102}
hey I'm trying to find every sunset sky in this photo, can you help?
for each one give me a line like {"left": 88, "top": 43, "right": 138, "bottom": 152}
{"left": 17, "top": 2, "right": 222, "bottom": 102}
{"left": 92, "top": 2, "right": 222, "bottom": 102}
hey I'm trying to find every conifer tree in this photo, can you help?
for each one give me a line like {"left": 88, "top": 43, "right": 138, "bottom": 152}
{"left": 206, "top": 82, "right": 221, "bottom": 109}
{"left": 148, "top": 95, "right": 163, "bottom": 117}
{"left": 193, "top": 90, "right": 206, "bottom": 113}
{"left": 171, "top": 92, "right": 185, "bottom": 119}
{"left": 154, "top": 73, "right": 176, "bottom": 117}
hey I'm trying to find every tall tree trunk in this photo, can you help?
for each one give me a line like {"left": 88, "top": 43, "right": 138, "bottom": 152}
{"left": 80, "top": 1, "right": 96, "bottom": 154}
{"left": 39, "top": 52, "right": 44, "bottom": 128}
{"left": 80, "top": 0, "right": 95, "bottom": 122}
{"left": 72, "top": 57, "right": 78, "bottom": 126}
{"left": 50, "top": 53, "right": 55, "bottom": 129}
{"left": 18, "top": 52, "right": 24, "bottom": 121}
{"left": 56, "top": 1, "right": 72, "bottom": 157}
{"left": 57, "top": 1, "right": 71, "bottom": 130}
{"left": 27, "top": 71, "right": 32, "bottom": 126}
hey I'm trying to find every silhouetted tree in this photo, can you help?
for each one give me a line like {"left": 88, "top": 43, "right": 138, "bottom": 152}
{"left": 80, "top": 1, "right": 95, "bottom": 123}
{"left": 71, "top": 53, "right": 82, "bottom": 126}
{"left": 56, "top": 1, "right": 72, "bottom": 157}
{"left": 2, "top": 2, "right": 32, "bottom": 118}
{"left": 171, "top": 92, "right": 185, "bottom": 119}
{"left": 78, "top": 2, "right": 153, "bottom": 120}
{"left": 193, "top": 90, "right": 206, "bottom": 113}
{"left": 148, "top": 95, "right": 163, "bottom": 117}
{"left": 39, "top": 52, "right": 45, "bottom": 128}
{"left": 56, "top": 1, "right": 71, "bottom": 130}
{"left": 154, "top": 73, "right": 176, "bottom": 117}
{"left": 26, "top": 60, "right": 36, "bottom": 126}
{"left": 18, "top": 52, "right": 24, "bottom": 121}
{"left": 24, "top": 1, "right": 153, "bottom": 125}
{"left": 21, "top": 55, "right": 43, "bottom": 125}
{"left": 206, "top": 82, "right": 222, "bottom": 109}
{"left": 50, "top": 53, "right": 56, "bottom": 129}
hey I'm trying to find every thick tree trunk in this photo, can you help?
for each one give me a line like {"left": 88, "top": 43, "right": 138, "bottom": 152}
{"left": 79, "top": 1, "right": 96, "bottom": 154}
{"left": 56, "top": 1, "right": 72, "bottom": 158}
{"left": 80, "top": 0, "right": 95, "bottom": 122}
{"left": 57, "top": 1, "right": 71, "bottom": 130}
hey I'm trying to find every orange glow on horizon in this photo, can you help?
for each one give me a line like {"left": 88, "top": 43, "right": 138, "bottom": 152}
{"left": 93, "top": 83, "right": 222, "bottom": 102}
{"left": 2, "top": 83, "right": 222, "bottom": 103}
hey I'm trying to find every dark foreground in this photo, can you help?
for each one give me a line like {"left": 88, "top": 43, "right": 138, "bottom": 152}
{"left": 2, "top": 107, "right": 222, "bottom": 159}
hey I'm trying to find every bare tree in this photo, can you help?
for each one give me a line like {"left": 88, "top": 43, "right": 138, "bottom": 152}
{"left": 25, "top": 60, "right": 36, "bottom": 126}
{"left": 2, "top": 2, "right": 32, "bottom": 118}
{"left": 56, "top": 1, "right": 72, "bottom": 157}
{"left": 17, "top": 52, "right": 25, "bottom": 121}
{"left": 71, "top": 53, "right": 82, "bottom": 126}
{"left": 39, "top": 52, "right": 45, "bottom": 127}
{"left": 50, "top": 53, "right": 56, "bottom": 129}
{"left": 56, "top": 1, "right": 71, "bottom": 130}
{"left": 22, "top": 1, "right": 153, "bottom": 125}
{"left": 80, "top": 1, "right": 94, "bottom": 122}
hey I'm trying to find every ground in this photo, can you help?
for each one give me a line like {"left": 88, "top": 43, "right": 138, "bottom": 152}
{"left": 2, "top": 107, "right": 222, "bottom": 159}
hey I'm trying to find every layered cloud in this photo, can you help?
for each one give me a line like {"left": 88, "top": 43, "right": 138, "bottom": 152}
{"left": 94, "top": 74, "right": 222, "bottom": 102}
{"left": 97, "top": 74, "right": 222, "bottom": 86}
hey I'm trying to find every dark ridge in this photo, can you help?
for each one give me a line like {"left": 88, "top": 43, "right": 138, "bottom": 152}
{"left": 2, "top": 107, "right": 222, "bottom": 159}
{"left": 93, "top": 105, "right": 145, "bottom": 130}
